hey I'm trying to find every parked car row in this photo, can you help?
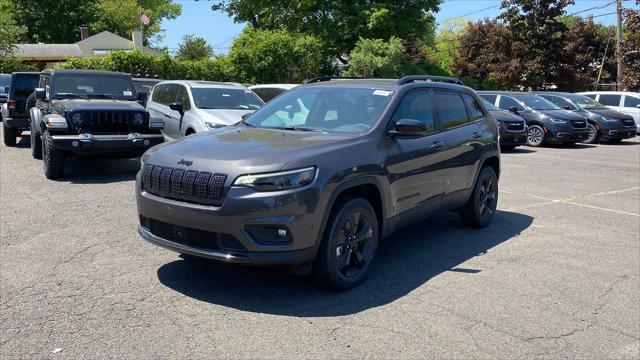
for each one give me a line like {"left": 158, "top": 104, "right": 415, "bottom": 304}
{"left": 1, "top": 70, "right": 637, "bottom": 289}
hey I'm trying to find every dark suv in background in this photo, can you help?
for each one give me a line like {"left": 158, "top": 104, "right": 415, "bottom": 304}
{"left": 480, "top": 97, "right": 527, "bottom": 150}
{"left": 2, "top": 72, "right": 40, "bottom": 146}
{"left": 535, "top": 92, "right": 636, "bottom": 144}
{"left": 479, "top": 92, "right": 590, "bottom": 147}
{"left": 136, "top": 75, "right": 500, "bottom": 289}
{"left": 30, "top": 70, "right": 165, "bottom": 179}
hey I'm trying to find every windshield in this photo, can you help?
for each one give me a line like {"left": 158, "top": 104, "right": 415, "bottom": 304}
{"left": 481, "top": 98, "right": 499, "bottom": 111}
{"left": 191, "top": 88, "right": 263, "bottom": 110}
{"left": 514, "top": 94, "right": 561, "bottom": 110}
{"left": 243, "top": 87, "right": 394, "bottom": 134}
{"left": 566, "top": 94, "right": 608, "bottom": 109}
{"left": 52, "top": 75, "right": 137, "bottom": 100}
{"left": 541, "top": 95, "right": 578, "bottom": 110}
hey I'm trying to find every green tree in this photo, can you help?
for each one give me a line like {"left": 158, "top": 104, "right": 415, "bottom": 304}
{"left": 0, "top": 0, "right": 25, "bottom": 57}
{"left": 212, "top": 0, "right": 441, "bottom": 61}
{"left": 497, "top": 0, "right": 575, "bottom": 89}
{"left": 342, "top": 37, "right": 404, "bottom": 77}
{"left": 428, "top": 17, "right": 469, "bottom": 74}
{"left": 228, "top": 28, "right": 331, "bottom": 83}
{"left": 176, "top": 34, "right": 214, "bottom": 61}
{"left": 8, "top": 0, "right": 180, "bottom": 45}
{"left": 620, "top": 0, "right": 640, "bottom": 91}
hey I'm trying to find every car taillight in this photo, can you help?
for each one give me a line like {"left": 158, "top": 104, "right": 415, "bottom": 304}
{"left": 7, "top": 100, "right": 16, "bottom": 110}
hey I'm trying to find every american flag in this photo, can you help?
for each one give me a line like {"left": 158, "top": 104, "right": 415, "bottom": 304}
{"left": 140, "top": 12, "right": 151, "bottom": 25}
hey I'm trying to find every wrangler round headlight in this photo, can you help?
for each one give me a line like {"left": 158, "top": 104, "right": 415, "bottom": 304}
{"left": 234, "top": 167, "right": 316, "bottom": 191}
{"left": 133, "top": 113, "right": 145, "bottom": 125}
{"left": 71, "top": 113, "right": 82, "bottom": 125}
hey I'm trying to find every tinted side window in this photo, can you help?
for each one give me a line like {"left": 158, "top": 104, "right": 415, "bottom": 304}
{"left": 434, "top": 89, "right": 469, "bottom": 130}
{"left": 151, "top": 84, "right": 166, "bottom": 103}
{"left": 480, "top": 94, "right": 497, "bottom": 104}
{"left": 13, "top": 75, "right": 39, "bottom": 98}
{"left": 623, "top": 96, "right": 640, "bottom": 108}
{"left": 461, "top": 93, "right": 485, "bottom": 121}
{"left": 391, "top": 90, "right": 436, "bottom": 133}
{"left": 599, "top": 94, "right": 621, "bottom": 106}
{"left": 175, "top": 86, "right": 191, "bottom": 110}
{"left": 498, "top": 96, "right": 525, "bottom": 111}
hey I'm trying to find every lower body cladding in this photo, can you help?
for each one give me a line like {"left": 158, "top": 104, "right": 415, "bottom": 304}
{"left": 136, "top": 177, "right": 324, "bottom": 267}
{"left": 499, "top": 129, "right": 527, "bottom": 147}
{"left": 545, "top": 127, "right": 590, "bottom": 144}
{"left": 597, "top": 126, "right": 637, "bottom": 141}
{"left": 51, "top": 133, "right": 164, "bottom": 156}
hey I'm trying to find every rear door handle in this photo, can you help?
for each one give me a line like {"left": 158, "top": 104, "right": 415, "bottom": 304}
{"left": 431, "top": 140, "right": 445, "bottom": 149}
{"left": 472, "top": 131, "right": 482, "bottom": 138}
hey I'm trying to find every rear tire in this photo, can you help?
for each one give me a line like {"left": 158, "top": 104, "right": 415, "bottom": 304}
{"left": 31, "top": 129, "right": 42, "bottom": 159}
{"left": 459, "top": 166, "right": 498, "bottom": 228}
{"left": 584, "top": 124, "right": 598, "bottom": 144}
{"left": 3, "top": 122, "right": 17, "bottom": 146}
{"left": 42, "top": 131, "right": 64, "bottom": 179}
{"left": 526, "top": 125, "right": 545, "bottom": 147}
{"left": 313, "top": 197, "right": 379, "bottom": 290}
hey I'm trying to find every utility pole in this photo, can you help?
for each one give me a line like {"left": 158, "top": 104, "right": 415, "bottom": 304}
{"left": 616, "top": 0, "right": 623, "bottom": 88}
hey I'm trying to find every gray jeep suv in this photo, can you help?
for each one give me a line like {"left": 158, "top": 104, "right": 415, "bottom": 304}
{"left": 136, "top": 76, "right": 500, "bottom": 289}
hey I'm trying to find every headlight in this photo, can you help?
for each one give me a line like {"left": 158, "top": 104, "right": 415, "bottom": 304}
{"left": 71, "top": 113, "right": 82, "bottom": 126}
{"left": 549, "top": 118, "right": 567, "bottom": 124}
{"left": 234, "top": 167, "right": 316, "bottom": 191}
{"left": 133, "top": 113, "right": 145, "bottom": 125}
{"left": 206, "top": 122, "right": 226, "bottom": 129}
{"left": 602, "top": 117, "right": 618, "bottom": 122}
{"left": 44, "top": 115, "right": 68, "bottom": 129}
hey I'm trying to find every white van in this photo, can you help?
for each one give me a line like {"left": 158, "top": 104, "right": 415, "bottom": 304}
{"left": 578, "top": 91, "right": 640, "bottom": 133}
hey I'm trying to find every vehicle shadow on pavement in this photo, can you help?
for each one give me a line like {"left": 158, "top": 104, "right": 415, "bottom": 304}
{"left": 156, "top": 210, "right": 533, "bottom": 317}
{"left": 502, "top": 147, "right": 536, "bottom": 154}
{"left": 63, "top": 158, "right": 140, "bottom": 184}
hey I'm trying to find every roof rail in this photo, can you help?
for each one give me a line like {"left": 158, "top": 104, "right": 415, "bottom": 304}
{"left": 397, "top": 75, "right": 464, "bottom": 86}
{"left": 305, "top": 76, "right": 365, "bottom": 84}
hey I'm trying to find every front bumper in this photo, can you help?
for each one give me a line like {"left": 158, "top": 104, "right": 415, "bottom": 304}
{"left": 51, "top": 133, "right": 163, "bottom": 153}
{"left": 546, "top": 124, "right": 590, "bottom": 143}
{"left": 598, "top": 126, "right": 637, "bottom": 140}
{"left": 3, "top": 117, "right": 29, "bottom": 130}
{"left": 499, "top": 128, "right": 527, "bottom": 146}
{"left": 135, "top": 176, "right": 325, "bottom": 267}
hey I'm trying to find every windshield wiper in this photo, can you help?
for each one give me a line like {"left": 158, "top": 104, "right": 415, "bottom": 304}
{"left": 281, "top": 126, "right": 326, "bottom": 132}
{"left": 89, "top": 94, "right": 120, "bottom": 100}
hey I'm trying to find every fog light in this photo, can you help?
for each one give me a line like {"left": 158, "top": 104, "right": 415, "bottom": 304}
{"left": 278, "top": 229, "right": 287, "bottom": 237}
{"left": 245, "top": 225, "right": 292, "bottom": 245}
{"left": 72, "top": 141, "right": 79, "bottom": 147}
{"left": 143, "top": 139, "right": 150, "bottom": 146}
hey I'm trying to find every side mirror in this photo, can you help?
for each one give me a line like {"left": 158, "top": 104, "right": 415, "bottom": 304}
{"left": 169, "top": 102, "right": 184, "bottom": 115}
{"left": 508, "top": 106, "right": 519, "bottom": 114}
{"left": 138, "top": 91, "right": 148, "bottom": 104}
{"left": 35, "top": 88, "right": 46, "bottom": 100}
{"left": 636, "top": 104, "right": 640, "bottom": 109}
{"left": 562, "top": 105, "right": 573, "bottom": 111}
{"left": 388, "top": 119, "right": 427, "bottom": 137}
{"left": 241, "top": 112, "right": 253, "bottom": 120}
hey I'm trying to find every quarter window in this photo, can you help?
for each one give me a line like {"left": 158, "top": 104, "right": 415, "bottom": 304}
{"left": 434, "top": 89, "right": 469, "bottom": 130}
{"left": 461, "top": 93, "right": 485, "bottom": 121}
{"left": 391, "top": 90, "right": 436, "bottom": 133}
{"left": 623, "top": 96, "right": 640, "bottom": 108}
{"left": 598, "top": 94, "right": 621, "bottom": 106}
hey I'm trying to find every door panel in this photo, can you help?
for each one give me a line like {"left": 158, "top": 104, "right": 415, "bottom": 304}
{"left": 385, "top": 89, "right": 445, "bottom": 218}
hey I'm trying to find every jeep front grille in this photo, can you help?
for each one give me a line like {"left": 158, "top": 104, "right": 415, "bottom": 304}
{"left": 141, "top": 217, "right": 245, "bottom": 252}
{"left": 141, "top": 164, "right": 227, "bottom": 206}
{"left": 68, "top": 111, "right": 147, "bottom": 135}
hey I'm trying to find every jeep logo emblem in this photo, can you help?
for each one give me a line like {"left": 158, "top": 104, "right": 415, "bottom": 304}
{"left": 177, "top": 159, "right": 193, "bottom": 166}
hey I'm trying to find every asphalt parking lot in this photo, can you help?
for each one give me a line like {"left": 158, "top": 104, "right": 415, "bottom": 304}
{"left": 1, "top": 129, "right": 639, "bottom": 359}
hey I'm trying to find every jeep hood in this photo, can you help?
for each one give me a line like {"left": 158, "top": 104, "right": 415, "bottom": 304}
{"left": 143, "top": 127, "right": 357, "bottom": 175}
{"left": 51, "top": 99, "right": 145, "bottom": 113}
{"left": 199, "top": 109, "right": 255, "bottom": 126}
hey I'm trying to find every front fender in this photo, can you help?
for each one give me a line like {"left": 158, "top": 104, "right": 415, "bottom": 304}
{"left": 29, "top": 108, "right": 42, "bottom": 133}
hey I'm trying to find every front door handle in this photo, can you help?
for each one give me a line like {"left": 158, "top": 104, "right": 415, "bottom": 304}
{"left": 431, "top": 140, "right": 445, "bottom": 149}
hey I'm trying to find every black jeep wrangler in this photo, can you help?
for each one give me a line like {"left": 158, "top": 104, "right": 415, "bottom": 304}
{"left": 2, "top": 72, "right": 40, "bottom": 146}
{"left": 30, "top": 70, "right": 165, "bottom": 179}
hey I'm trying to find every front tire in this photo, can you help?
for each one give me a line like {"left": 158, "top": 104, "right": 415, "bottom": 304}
{"left": 42, "top": 131, "right": 64, "bottom": 179}
{"left": 3, "top": 122, "right": 17, "bottom": 146}
{"left": 459, "top": 166, "right": 498, "bottom": 228}
{"left": 31, "top": 129, "right": 42, "bottom": 159}
{"left": 584, "top": 124, "right": 598, "bottom": 144}
{"left": 526, "top": 125, "right": 545, "bottom": 147}
{"left": 314, "top": 197, "right": 379, "bottom": 290}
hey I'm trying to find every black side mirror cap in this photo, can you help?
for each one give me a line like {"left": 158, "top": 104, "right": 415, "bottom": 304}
{"left": 241, "top": 112, "right": 253, "bottom": 120}
{"left": 138, "top": 91, "right": 148, "bottom": 103}
{"left": 35, "top": 88, "right": 46, "bottom": 100}
{"left": 388, "top": 118, "right": 427, "bottom": 137}
{"left": 562, "top": 105, "right": 573, "bottom": 110}
{"left": 169, "top": 102, "right": 184, "bottom": 115}
{"left": 508, "top": 106, "right": 519, "bottom": 114}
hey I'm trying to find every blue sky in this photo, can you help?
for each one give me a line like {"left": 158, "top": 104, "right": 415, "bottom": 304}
{"left": 159, "top": 0, "right": 628, "bottom": 54}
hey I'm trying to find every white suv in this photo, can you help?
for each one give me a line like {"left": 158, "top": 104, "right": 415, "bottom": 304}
{"left": 147, "top": 81, "right": 264, "bottom": 141}
{"left": 578, "top": 91, "right": 640, "bottom": 133}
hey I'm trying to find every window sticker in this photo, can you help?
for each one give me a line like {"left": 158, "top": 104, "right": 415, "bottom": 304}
{"left": 123, "top": 90, "right": 133, "bottom": 96}
{"left": 373, "top": 90, "right": 393, "bottom": 97}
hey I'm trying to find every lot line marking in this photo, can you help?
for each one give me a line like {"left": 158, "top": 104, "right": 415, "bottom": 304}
{"left": 560, "top": 201, "right": 640, "bottom": 217}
